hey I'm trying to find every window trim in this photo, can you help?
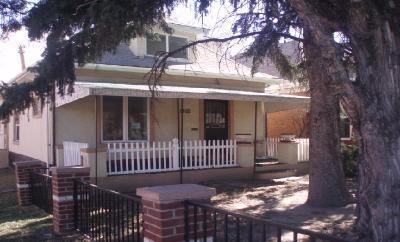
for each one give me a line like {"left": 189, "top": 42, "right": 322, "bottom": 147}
{"left": 13, "top": 114, "right": 20, "bottom": 143}
{"left": 32, "top": 98, "right": 42, "bottom": 118}
{"left": 101, "top": 96, "right": 150, "bottom": 143}
{"left": 144, "top": 34, "right": 189, "bottom": 60}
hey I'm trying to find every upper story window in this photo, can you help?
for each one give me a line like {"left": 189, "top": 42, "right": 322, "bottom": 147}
{"left": 146, "top": 34, "right": 188, "bottom": 59}
{"left": 146, "top": 34, "right": 167, "bottom": 55}
{"left": 102, "top": 96, "right": 148, "bottom": 141}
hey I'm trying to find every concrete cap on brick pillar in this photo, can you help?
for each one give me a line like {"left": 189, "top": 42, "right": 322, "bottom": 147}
{"left": 50, "top": 166, "right": 90, "bottom": 174}
{"left": 137, "top": 184, "right": 216, "bottom": 203}
{"left": 13, "top": 160, "right": 45, "bottom": 167}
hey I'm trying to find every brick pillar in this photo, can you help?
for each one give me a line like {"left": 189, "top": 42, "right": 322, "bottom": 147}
{"left": 50, "top": 166, "right": 90, "bottom": 235}
{"left": 137, "top": 184, "right": 216, "bottom": 242}
{"left": 14, "top": 161, "right": 45, "bottom": 206}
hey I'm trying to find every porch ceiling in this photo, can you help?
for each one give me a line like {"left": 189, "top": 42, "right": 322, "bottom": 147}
{"left": 56, "top": 81, "right": 309, "bottom": 110}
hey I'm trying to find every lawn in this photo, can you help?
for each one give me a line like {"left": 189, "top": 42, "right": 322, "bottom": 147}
{"left": 203, "top": 175, "right": 357, "bottom": 241}
{"left": 0, "top": 168, "right": 62, "bottom": 242}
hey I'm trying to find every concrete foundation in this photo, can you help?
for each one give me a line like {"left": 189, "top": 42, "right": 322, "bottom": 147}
{"left": 94, "top": 166, "right": 254, "bottom": 192}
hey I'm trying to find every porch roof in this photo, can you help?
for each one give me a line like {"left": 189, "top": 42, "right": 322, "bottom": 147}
{"left": 56, "top": 81, "right": 309, "bottom": 112}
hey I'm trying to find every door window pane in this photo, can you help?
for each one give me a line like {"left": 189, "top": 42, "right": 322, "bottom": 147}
{"left": 102, "top": 96, "right": 123, "bottom": 140}
{"left": 169, "top": 36, "right": 188, "bottom": 58}
{"left": 340, "top": 117, "right": 351, "bottom": 139}
{"left": 146, "top": 34, "right": 166, "bottom": 55}
{"left": 128, "top": 97, "right": 147, "bottom": 140}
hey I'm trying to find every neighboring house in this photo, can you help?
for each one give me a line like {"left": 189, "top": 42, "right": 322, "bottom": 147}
{"left": 5, "top": 23, "right": 309, "bottom": 191}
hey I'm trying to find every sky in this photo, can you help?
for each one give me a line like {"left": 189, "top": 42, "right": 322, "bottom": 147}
{"left": 0, "top": 2, "right": 241, "bottom": 82}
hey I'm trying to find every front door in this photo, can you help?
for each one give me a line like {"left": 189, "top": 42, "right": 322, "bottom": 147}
{"left": 204, "top": 100, "right": 229, "bottom": 140}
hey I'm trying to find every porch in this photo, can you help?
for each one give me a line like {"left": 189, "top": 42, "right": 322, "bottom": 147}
{"left": 54, "top": 81, "right": 309, "bottom": 186}
{"left": 58, "top": 137, "right": 310, "bottom": 183}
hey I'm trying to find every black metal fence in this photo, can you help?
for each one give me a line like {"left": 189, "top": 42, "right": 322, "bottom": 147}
{"left": 74, "top": 180, "right": 143, "bottom": 241}
{"left": 184, "top": 201, "right": 351, "bottom": 242}
{"left": 30, "top": 171, "right": 53, "bottom": 213}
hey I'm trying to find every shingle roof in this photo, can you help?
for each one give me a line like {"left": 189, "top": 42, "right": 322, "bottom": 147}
{"left": 95, "top": 42, "right": 186, "bottom": 68}
{"left": 95, "top": 42, "right": 282, "bottom": 84}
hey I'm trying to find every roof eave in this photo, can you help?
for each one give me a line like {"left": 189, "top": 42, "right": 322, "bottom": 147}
{"left": 77, "top": 63, "right": 281, "bottom": 85}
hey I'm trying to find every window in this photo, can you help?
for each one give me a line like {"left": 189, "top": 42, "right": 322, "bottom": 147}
{"left": 102, "top": 96, "right": 148, "bottom": 141}
{"left": 102, "top": 96, "right": 123, "bottom": 140}
{"left": 32, "top": 98, "right": 42, "bottom": 117}
{"left": 128, "top": 97, "right": 148, "bottom": 140}
{"left": 146, "top": 34, "right": 188, "bottom": 59}
{"left": 146, "top": 34, "right": 166, "bottom": 55}
{"left": 13, "top": 114, "right": 20, "bottom": 142}
{"left": 169, "top": 36, "right": 188, "bottom": 59}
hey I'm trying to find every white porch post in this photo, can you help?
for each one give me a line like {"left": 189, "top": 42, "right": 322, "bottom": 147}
{"left": 172, "top": 138, "right": 179, "bottom": 169}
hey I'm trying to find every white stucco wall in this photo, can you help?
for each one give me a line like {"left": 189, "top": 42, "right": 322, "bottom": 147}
{"left": 233, "top": 100, "right": 266, "bottom": 161}
{"left": 55, "top": 96, "right": 97, "bottom": 147}
{"left": 152, "top": 98, "right": 200, "bottom": 141}
{"left": 8, "top": 103, "right": 50, "bottom": 163}
{"left": 153, "top": 98, "right": 178, "bottom": 141}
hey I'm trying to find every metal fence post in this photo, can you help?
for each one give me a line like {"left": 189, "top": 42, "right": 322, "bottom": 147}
{"left": 73, "top": 179, "right": 78, "bottom": 230}
{"left": 184, "top": 201, "right": 189, "bottom": 242}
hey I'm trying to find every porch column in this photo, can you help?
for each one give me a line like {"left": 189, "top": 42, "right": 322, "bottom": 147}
{"left": 81, "top": 146, "right": 108, "bottom": 178}
{"left": 55, "top": 144, "right": 64, "bottom": 167}
{"left": 137, "top": 184, "right": 216, "bottom": 242}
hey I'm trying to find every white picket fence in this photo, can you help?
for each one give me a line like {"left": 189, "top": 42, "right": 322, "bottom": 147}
{"left": 266, "top": 137, "right": 280, "bottom": 158}
{"left": 63, "top": 141, "right": 89, "bottom": 166}
{"left": 106, "top": 139, "right": 237, "bottom": 175}
{"left": 297, "top": 138, "right": 310, "bottom": 162}
{"left": 266, "top": 137, "right": 309, "bottom": 162}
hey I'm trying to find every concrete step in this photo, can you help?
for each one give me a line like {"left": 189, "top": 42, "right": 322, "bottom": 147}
{"left": 255, "top": 169, "right": 297, "bottom": 180}
{"left": 255, "top": 163, "right": 298, "bottom": 172}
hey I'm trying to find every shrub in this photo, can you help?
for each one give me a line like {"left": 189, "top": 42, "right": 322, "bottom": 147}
{"left": 341, "top": 143, "right": 358, "bottom": 178}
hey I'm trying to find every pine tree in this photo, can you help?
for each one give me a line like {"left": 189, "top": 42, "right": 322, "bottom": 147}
{"left": 1, "top": 1, "right": 399, "bottom": 239}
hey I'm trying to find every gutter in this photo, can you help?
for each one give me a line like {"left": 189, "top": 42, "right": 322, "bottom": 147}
{"left": 77, "top": 63, "right": 283, "bottom": 85}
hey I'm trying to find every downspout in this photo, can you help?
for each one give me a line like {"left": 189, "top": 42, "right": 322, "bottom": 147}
{"left": 52, "top": 88, "right": 56, "bottom": 167}
{"left": 176, "top": 99, "right": 183, "bottom": 184}
{"left": 95, "top": 96, "right": 98, "bottom": 185}
{"left": 179, "top": 99, "right": 184, "bottom": 184}
{"left": 253, "top": 101, "right": 258, "bottom": 175}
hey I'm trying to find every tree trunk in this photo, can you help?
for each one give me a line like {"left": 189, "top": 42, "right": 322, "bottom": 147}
{"left": 303, "top": 28, "right": 349, "bottom": 207}
{"left": 290, "top": 0, "right": 400, "bottom": 240}
{"left": 347, "top": 5, "right": 400, "bottom": 240}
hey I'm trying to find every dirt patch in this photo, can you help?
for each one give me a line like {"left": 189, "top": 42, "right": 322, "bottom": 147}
{"left": 202, "top": 175, "right": 357, "bottom": 240}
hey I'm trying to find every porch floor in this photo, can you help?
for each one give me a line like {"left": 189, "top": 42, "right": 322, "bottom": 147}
{"left": 201, "top": 175, "right": 357, "bottom": 241}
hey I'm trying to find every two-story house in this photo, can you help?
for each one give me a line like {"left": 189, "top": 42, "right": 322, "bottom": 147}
{"left": 5, "top": 23, "right": 309, "bottom": 191}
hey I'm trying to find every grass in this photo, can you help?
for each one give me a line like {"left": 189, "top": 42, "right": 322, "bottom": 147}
{"left": 0, "top": 168, "right": 16, "bottom": 192}
{"left": 0, "top": 168, "right": 54, "bottom": 242}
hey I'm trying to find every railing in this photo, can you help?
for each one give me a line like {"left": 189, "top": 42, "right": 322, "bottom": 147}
{"left": 182, "top": 140, "right": 237, "bottom": 169}
{"left": 266, "top": 137, "right": 279, "bottom": 159}
{"left": 106, "top": 139, "right": 237, "bottom": 175}
{"left": 74, "top": 180, "right": 143, "bottom": 241}
{"left": 63, "top": 141, "right": 89, "bottom": 166}
{"left": 297, "top": 138, "right": 310, "bottom": 162}
{"left": 30, "top": 171, "right": 53, "bottom": 214}
{"left": 266, "top": 138, "right": 310, "bottom": 162}
{"left": 184, "top": 201, "right": 350, "bottom": 242}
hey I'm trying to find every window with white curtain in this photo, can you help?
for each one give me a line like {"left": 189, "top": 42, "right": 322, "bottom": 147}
{"left": 102, "top": 96, "right": 148, "bottom": 141}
